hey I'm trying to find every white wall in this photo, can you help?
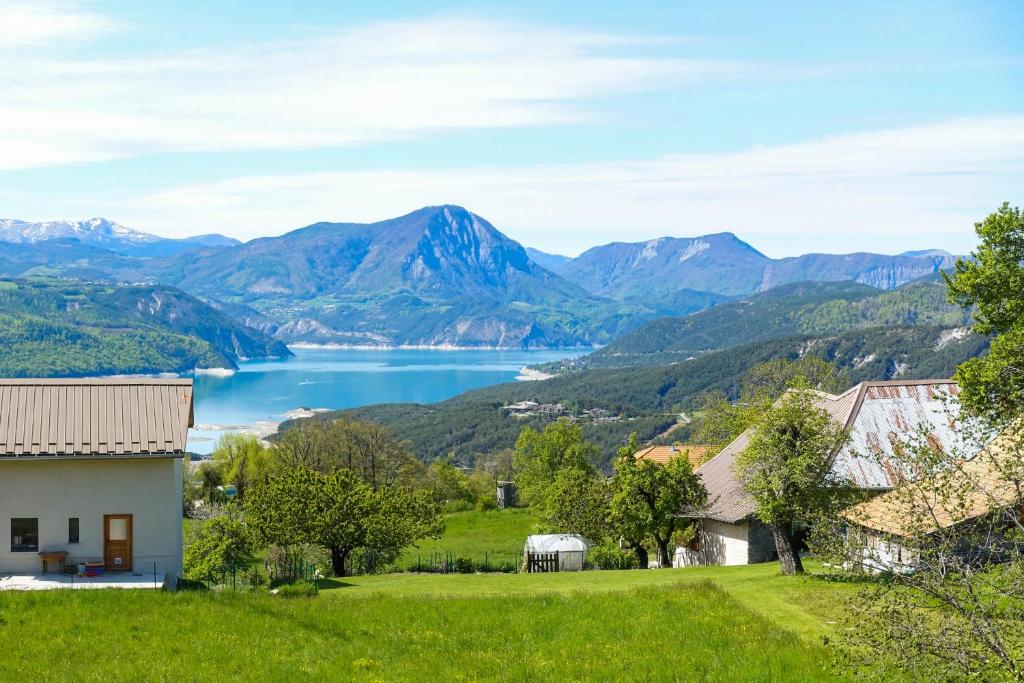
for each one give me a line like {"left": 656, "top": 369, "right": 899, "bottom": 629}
{"left": 0, "top": 457, "right": 182, "bottom": 582}
{"left": 701, "top": 519, "right": 752, "bottom": 566}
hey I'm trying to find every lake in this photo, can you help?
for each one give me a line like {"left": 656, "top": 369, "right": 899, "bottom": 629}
{"left": 188, "top": 347, "right": 574, "bottom": 454}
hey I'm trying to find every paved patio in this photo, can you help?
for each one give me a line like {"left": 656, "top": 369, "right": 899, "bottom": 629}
{"left": 0, "top": 572, "right": 164, "bottom": 590}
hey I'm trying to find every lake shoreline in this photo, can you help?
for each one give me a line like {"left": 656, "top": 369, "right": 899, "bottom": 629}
{"left": 288, "top": 342, "right": 593, "bottom": 352}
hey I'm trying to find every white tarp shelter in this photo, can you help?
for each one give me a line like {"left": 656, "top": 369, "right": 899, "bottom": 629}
{"left": 523, "top": 534, "right": 591, "bottom": 571}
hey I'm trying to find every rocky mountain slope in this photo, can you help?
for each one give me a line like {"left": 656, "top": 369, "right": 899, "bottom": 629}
{"left": 555, "top": 233, "right": 959, "bottom": 299}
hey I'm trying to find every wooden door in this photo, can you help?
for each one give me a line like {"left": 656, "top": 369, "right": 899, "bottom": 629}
{"left": 104, "top": 514, "right": 133, "bottom": 572}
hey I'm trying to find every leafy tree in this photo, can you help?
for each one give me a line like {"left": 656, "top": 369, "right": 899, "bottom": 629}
{"left": 946, "top": 202, "right": 1024, "bottom": 419}
{"left": 245, "top": 467, "right": 442, "bottom": 576}
{"left": 426, "top": 461, "right": 474, "bottom": 508}
{"left": 275, "top": 418, "right": 424, "bottom": 488}
{"left": 609, "top": 435, "right": 709, "bottom": 567}
{"left": 196, "top": 460, "right": 225, "bottom": 504}
{"left": 735, "top": 386, "right": 848, "bottom": 574}
{"left": 695, "top": 356, "right": 848, "bottom": 448}
{"left": 182, "top": 508, "right": 256, "bottom": 582}
{"left": 513, "top": 419, "right": 599, "bottom": 506}
{"left": 543, "top": 467, "right": 610, "bottom": 542}
{"left": 210, "top": 433, "right": 273, "bottom": 500}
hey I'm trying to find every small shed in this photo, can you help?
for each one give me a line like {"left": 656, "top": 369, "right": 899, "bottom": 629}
{"left": 523, "top": 534, "right": 591, "bottom": 572}
{"left": 496, "top": 480, "right": 517, "bottom": 509}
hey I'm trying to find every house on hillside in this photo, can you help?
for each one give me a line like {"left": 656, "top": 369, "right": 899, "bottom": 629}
{"left": 0, "top": 379, "right": 192, "bottom": 586}
{"left": 841, "top": 434, "right": 1019, "bottom": 572}
{"left": 634, "top": 443, "right": 716, "bottom": 470}
{"left": 689, "top": 380, "right": 982, "bottom": 566}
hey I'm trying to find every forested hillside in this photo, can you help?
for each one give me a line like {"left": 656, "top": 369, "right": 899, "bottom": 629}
{"left": 0, "top": 279, "right": 290, "bottom": 377}
{"left": 302, "top": 324, "right": 987, "bottom": 466}
{"left": 563, "top": 276, "right": 970, "bottom": 369}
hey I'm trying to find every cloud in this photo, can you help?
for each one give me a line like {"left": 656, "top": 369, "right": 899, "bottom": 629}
{"left": 0, "top": 2, "right": 122, "bottom": 47}
{"left": 0, "top": 15, "right": 739, "bottom": 169}
{"left": 120, "top": 116, "right": 1024, "bottom": 256}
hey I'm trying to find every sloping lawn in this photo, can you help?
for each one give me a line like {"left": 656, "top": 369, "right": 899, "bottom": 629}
{"left": 0, "top": 576, "right": 840, "bottom": 681}
{"left": 395, "top": 507, "right": 539, "bottom": 569}
{"left": 323, "top": 561, "right": 850, "bottom": 641}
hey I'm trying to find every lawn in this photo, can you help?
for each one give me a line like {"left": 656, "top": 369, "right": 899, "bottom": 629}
{"left": 0, "top": 567, "right": 845, "bottom": 681}
{"left": 395, "top": 507, "right": 539, "bottom": 569}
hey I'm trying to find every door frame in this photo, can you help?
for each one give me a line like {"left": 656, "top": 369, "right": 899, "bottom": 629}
{"left": 103, "top": 514, "right": 133, "bottom": 572}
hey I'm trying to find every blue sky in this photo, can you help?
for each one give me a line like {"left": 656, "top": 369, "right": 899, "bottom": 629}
{"left": 0, "top": 1, "right": 1021, "bottom": 256}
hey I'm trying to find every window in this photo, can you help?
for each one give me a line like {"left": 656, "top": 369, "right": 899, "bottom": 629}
{"left": 69, "top": 517, "right": 80, "bottom": 544}
{"left": 11, "top": 518, "right": 38, "bottom": 552}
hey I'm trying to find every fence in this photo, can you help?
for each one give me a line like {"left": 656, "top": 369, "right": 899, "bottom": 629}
{"left": 403, "top": 551, "right": 522, "bottom": 575}
{"left": 527, "top": 551, "right": 559, "bottom": 573}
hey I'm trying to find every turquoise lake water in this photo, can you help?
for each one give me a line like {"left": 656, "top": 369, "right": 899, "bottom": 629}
{"left": 188, "top": 347, "right": 574, "bottom": 454}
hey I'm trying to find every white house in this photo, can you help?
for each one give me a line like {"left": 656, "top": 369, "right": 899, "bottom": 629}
{"left": 0, "top": 378, "right": 192, "bottom": 585}
{"left": 690, "top": 380, "right": 981, "bottom": 566}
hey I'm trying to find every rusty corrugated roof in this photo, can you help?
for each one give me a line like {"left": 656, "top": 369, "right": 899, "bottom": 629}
{"left": 842, "top": 433, "right": 1020, "bottom": 537}
{"left": 695, "top": 380, "right": 983, "bottom": 523}
{"left": 0, "top": 378, "right": 193, "bottom": 457}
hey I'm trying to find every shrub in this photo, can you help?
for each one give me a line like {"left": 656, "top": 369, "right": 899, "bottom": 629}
{"left": 182, "top": 509, "right": 255, "bottom": 583}
{"left": 451, "top": 557, "right": 475, "bottom": 574}
{"left": 588, "top": 542, "right": 639, "bottom": 570}
{"left": 274, "top": 580, "right": 318, "bottom": 599}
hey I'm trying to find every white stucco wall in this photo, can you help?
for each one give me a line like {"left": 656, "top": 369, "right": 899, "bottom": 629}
{"left": 0, "top": 457, "right": 182, "bottom": 582}
{"left": 701, "top": 519, "right": 752, "bottom": 566}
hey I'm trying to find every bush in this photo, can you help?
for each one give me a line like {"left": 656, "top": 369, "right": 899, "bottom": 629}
{"left": 274, "top": 580, "right": 318, "bottom": 599}
{"left": 182, "top": 510, "right": 256, "bottom": 583}
{"left": 588, "top": 542, "right": 639, "bottom": 570}
{"left": 451, "top": 557, "right": 475, "bottom": 574}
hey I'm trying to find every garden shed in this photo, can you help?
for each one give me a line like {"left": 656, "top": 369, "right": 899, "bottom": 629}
{"left": 523, "top": 534, "right": 591, "bottom": 572}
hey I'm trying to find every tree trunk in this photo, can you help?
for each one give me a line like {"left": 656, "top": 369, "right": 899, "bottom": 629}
{"left": 330, "top": 546, "right": 348, "bottom": 577}
{"left": 633, "top": 545, "right": 649, "bottom": 569}
{"left": 770, "top": 523, "right": 804, "bottom": 575}
{"left": 656, "top": 538, "right": 671, "bottom": 568}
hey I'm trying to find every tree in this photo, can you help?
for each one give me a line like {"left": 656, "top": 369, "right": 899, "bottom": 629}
{"left": 945, "top": 202, "right": 1024, "bottom": 420}
{"left": 609, "top": 435, "right": 709, "bottom": 567}
{"left": 513, "top": 420, "right": 607, "bottom": 538}
{"left": 695, "top": 356, "right": 849, "bottom": 448}
{"left": 513, "top": 419, "right": 599, "bottom": 507}
{"left": 210, "top": 433, "right": 273, "bottom": 500}
{"left": 735, "top": 386, "right": 848, "bottom": 575}
{"left": 182, "top": 507, "right": 256, "bottom": 582}
{"left": 827, "top": 417, "right": 1024, "bottom": 679}
{"left": 196, "top": 460, "right": 225, "bottom": 505}
{"left": 275, "top": 418, "right": 424, "bottom": 488}
{"left": 245, "top": 467, "right": 442, "bottom": 577}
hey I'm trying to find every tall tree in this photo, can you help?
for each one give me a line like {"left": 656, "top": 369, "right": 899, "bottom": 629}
{"left": 210, "top": 433, "right": 273, "bottom": 500}
{"left": 609, "top": 435, "right": 708, "bottom": 567}
{"left": 513, "top": 420, "right": 599, "bottom": 506}
{"left": 736, "top": 386, "right": 848, "bottom": 575}
{"left": 946, "top": 202, "right": 1024, "bottom": 420}
{"left": 695, "top": 356, "right": 848, "bottom": 448}
{"left": 275, "top": 418, "right": 424, "bottom": 488}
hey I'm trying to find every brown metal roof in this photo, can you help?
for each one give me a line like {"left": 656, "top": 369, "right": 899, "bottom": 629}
{"left": 0, "top": 378, "right": 193, "bottom": 457}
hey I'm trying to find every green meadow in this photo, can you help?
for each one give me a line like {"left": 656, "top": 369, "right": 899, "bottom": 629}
{"left": 0, "top": 563, "right": 856, "bottom": 682}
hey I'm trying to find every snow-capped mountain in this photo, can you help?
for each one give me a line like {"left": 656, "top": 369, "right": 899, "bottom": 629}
{"left": 0, "top": 218, "right": 240, "bottom": 257}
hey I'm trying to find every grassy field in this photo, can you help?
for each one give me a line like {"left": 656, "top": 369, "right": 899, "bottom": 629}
{"left": 395, "top": 507, "right": 539, "bottom": 569}
{"left": 0, "top": 565, "right": 848, "bottom": 681}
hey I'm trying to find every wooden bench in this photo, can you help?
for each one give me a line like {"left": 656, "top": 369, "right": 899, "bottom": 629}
{"left": 38, "top": 551, "right": 68, "bottom": 575}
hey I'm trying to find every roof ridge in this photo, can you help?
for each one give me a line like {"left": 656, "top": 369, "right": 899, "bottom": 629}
{"left": 0, "top": 378, "right": 193, "bottom": 386}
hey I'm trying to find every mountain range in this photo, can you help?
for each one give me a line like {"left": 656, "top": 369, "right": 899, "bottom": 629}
{"left": 0, "top": 218, "right": 239, "bottom": 258}
{"left": 0, "top": 206, "right": 967, "bottom": 349}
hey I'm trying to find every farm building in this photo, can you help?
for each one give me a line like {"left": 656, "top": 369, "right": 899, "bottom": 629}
{"left": 523, "top": 534, "right": 591, "bottom": 571}
{"left": 0, "top": 378, "right": 192, "bottom": 587}
{"left": 689, "top": 379, "right": 984, "bottom": 566}
{"left": 841, "top": 433, "right": 1019, "bottom": 572}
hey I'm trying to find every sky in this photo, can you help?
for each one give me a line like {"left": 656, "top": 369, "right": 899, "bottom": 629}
{"left": 0, "top": 1, "right": 1022, "bottom": 257}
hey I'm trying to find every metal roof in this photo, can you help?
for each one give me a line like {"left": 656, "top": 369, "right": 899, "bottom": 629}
{"left": 842, "top": 433, "right": 1019, "bottom": 537}
{"left": 695, "top": 380, "right": 981, "bottom": 524}
{"left": 0, "top": 378, "right": 194, "bottom": 457}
